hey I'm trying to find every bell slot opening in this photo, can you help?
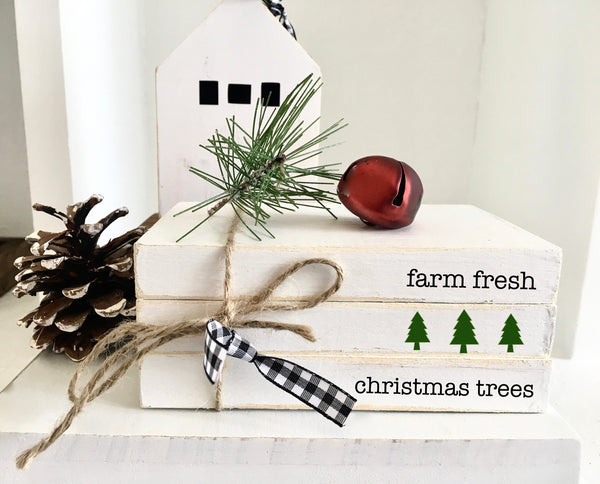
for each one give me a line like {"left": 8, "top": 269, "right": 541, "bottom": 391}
{"left": 392, "top": 163, "right": 406, "bottom": 207}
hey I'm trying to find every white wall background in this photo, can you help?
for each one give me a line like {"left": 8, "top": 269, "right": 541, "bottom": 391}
{"left": 0, "top": 0, "right": 31, "bottom": 237}
{"left": 59, "top": 0, "right": 155, "bottom": 235}
{"left": 7, "top": 0, "right": 600, "bottom": 357}
{"left": 471, "top": 0, "right": 600, "bottom": 357}
{"left": 14, "top": 0, "right": 71, "bottom": 234}
{"left": 289, "top": 0, "right": 487, "bottom": 203}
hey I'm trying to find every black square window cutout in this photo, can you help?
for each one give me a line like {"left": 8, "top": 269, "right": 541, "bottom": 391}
{"left": 199, "top": 80, "right": 218, "bottom": 105}
{"left": 228, "top": 83, "right": 251, "bottom": 104}
{"left": 261, "top": 82, "right": 280, "bottom": 107}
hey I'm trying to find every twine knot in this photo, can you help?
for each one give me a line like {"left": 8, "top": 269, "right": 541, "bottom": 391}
{"left": 16, "top": 216, "right": 343, "bottom": 469}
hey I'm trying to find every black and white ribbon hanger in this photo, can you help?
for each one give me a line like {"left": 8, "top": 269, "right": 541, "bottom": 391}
{"left": 204, "top": 319, "right": 356, "bottom": 427}
{"left": 263, "top": 0, "right": 297, "bottom": 39}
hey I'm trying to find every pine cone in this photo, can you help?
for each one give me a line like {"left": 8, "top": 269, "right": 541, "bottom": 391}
{"left": 13, "top": 195, "right": 158, "bottom": 361}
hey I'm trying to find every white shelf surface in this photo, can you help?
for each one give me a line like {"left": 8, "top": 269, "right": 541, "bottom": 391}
{"left": 0, "top": 292, "right": 40, "bottom": 392}
{"left": 0, "top": 349, "right": 581, "bottom": 483}
{"left": 550, "top": 356, "right": 600, "bottom": 484}
{"left": 1, "top": 293, "right": 596, "bottom": 483}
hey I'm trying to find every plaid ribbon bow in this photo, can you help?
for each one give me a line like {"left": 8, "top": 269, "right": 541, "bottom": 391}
{"left": 204, "top": 319, "right": 356, "bottom": 426}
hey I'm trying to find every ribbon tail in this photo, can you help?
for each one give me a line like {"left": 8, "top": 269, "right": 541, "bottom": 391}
{"left": 204, "top": 320, "right": 230, "bottom": 384}
{"left": 253, "top": 354, "right": 356, "bottom": 427}
{"left": 204, "top": 320, "right": 356, "bottom": 425}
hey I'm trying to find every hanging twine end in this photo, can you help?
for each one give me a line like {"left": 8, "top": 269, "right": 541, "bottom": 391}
{"left": 215, "top": 379, "right": 224, "bottom": 411}
{"left": 16, "top": 450, "right": 34, "bottom": 470}
{"left": 15, "top": 216, "right": 346, "bottom": 469}
{"left": 294, "top": 325, "right": 316, "bottom": 342}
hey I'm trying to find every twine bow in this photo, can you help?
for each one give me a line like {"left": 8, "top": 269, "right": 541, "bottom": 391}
{"left": 16, "top": 217, "right": 345, "bottom": 469}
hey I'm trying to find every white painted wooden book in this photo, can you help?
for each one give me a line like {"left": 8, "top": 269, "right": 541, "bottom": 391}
{"left": 140, "top": 353, "right": 551, "bottom": 412}
{"left": 137, "top": 299, "right": 556, "bottom": 357}
{"left": 135, "top": 203, "right": 559, "bottom": 411}
{"left": 156, "top": 0, "right": 321, "bottom": 214}
{"left": 135, "top": 203, "right": 562, "bottom": 304}
{"left": 0, "top": 353, "right": 580, "bottom": 483}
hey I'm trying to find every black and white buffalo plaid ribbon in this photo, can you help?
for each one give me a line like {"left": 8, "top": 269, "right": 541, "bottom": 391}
{"left": 204, "top": 319, "right": 356, "bottom": 426}
{"left": 263, "top": 0, "right": 297, "bottom": 39}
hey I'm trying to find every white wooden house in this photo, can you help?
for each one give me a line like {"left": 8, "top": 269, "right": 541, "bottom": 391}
{"left": 156, "top": 0, "right": 321, "bottom": 214}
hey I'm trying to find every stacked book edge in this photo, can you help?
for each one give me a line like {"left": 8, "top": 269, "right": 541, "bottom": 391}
{"left": 135, "top": 204, "right": 561, "bottom": 413}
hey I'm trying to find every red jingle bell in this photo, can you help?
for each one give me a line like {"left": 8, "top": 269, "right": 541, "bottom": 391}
{"left": 337, "top": 155, "right": 423, "bottom": 229}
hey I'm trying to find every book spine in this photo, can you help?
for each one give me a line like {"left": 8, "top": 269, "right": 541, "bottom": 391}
{"left": 140, "top": 353, "right": 550, "bottom": 413}
{"left": 137, "top": 299, "right": 555, "bottom": 357}
{"left": 135, "top": 245, "right": 561, "bottom": 304}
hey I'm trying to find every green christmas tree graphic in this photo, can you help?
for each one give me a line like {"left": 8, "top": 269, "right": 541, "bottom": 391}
{"left": 498, "top": 314, "right": 523, "bottom": 353}
{"left": 405, "top": 311, "right": 430, "bottom": 350}
{"left": 450, "top": 310, "right": 478, "bottom": 354}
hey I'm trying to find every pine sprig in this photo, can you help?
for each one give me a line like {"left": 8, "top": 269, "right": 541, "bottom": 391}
{"left": 175, "top": 75, "right": 347, "bottom": 241}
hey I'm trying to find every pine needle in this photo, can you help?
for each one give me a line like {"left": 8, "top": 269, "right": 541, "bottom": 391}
{"left": 175, "top": 75, "right": 347, "bottom": 241}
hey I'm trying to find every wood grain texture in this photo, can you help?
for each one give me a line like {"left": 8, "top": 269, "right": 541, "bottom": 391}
{"left": 0, "top": 430, "right": 580, "bottom": 484}
{"left": 137, "top": 299, "right": 556, "bottom": 357}
{"left": 135, "top": 204, "right": 562, "bottom": 303}
{"left": 0, "top": 419, "right": 580, "bottom": 483}
{"left": 0, "top": 350, "right": 579, "bottom": 482}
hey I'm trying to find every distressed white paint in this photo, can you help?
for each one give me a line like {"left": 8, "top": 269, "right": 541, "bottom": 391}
{"left": 0, "top": 433, "right": 580, "bottom": 483}
{"left": 0, "top": 415, "right": 580, "bottom": 483}
{"left": 138, "top": 299, "right": 556, "bottom": 357}
{"left": 135, "top": 203, "right": 562, "bottom": 303}
{"left": 140, "top": 353, "right": 550, "bottom": 412}
{"left": 156, "top": 0, "right": 321, "bottom": 214}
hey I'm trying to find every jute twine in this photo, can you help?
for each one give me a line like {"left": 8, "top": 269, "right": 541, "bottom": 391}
{"left": 16, "top": 216, "right": 343, "bottom": 469}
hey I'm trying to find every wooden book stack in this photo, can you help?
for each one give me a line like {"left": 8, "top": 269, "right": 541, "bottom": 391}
{"left": 135, "top": 203, "right": 561, "bottom": 413}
